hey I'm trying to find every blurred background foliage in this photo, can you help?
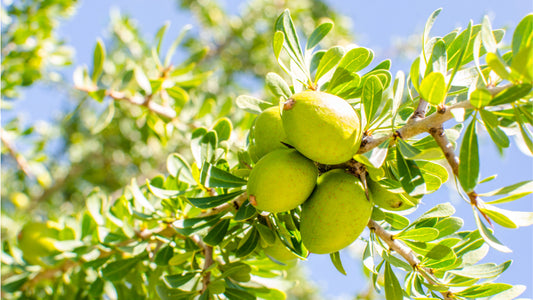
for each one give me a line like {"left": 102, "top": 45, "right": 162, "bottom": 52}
{"left": 1, "top": 0, "right": 355, "bottom": 298}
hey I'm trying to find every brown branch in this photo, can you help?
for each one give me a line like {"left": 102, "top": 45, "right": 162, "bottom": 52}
{"left": 368, "top": 220, "right": 453, "bottom": 300}
{"left": 190, "top": 235, "right": 214, "bottom": 294}
{"left": 75, "top": 86, "right": 176, "bottom": 119}
{"left": 0, "top": 128, "right": 34, "bottom": 178}
{"left": 409, "top": 99, "right": 430, "bottom": 122}
{"left": 429, "top": 126, "right": 459, "bottom": 176}
{"left": 358, "top": 100, "right": 473, "bottom": 154}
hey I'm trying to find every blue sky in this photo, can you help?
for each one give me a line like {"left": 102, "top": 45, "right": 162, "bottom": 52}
{"left": 4, "top": 0, "right": 533, "bottom": 298}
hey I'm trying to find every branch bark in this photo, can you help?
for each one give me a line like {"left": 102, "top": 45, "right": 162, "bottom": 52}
{"left": 75, "top": 86, "right": 177, "bottom": 119}
{"left": 368, "top": 220, "right": 453, "bottom": 300}
{"left": 0, "top": 128, "right": 34, "bottom": 178}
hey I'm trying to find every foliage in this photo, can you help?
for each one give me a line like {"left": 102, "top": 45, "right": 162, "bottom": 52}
{"left": 1, "top": 1, "right": 533, "bottom": 300}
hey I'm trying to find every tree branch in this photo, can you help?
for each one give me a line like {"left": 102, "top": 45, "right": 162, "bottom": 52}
{"left": 409, "top": 99, "right": 430, "bottom": 122}
{"left": 368, "top": 220, "right": 453, "bottom": 300}
{"left": 358, "top": 100, "right": 473, "bottom": 154}
{"left": 0, "top": 128, "right": 34, "bottom": 178}
{"left": 75, "top": 86, "right": 177, "bottom": 119}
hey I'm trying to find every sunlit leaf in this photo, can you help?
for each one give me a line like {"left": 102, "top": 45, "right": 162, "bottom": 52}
{"left": 307, "top": 21, "right": 334, "bottom": 50}
{"left": 315, "top": 46, "right": 344, "bottom": 83}
{"left": 330, "top": 252, "right": 347, "bottom": 275}
{"left": 384, "top": 262, "right": 403, "bottom": 300}
{"left": 473, "top": 209, "right": 511, "bottom": 253}
{"left": 458, "top": 117, "right": 479, "bottom": 192}
{"left": 91, "top": 39, "right": 105, "bottom": 81}
{"left": 419, "top": 72, "right": 446, "bottom": 105}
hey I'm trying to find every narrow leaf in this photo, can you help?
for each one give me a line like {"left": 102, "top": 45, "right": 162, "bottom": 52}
{"left": 512, "top": 14, "right": 533, "bottom": 55}
{"left": 204, "top": 219, "right": 231, "bottom": 246}
{"left": 384, "top": 262, "right": 403, "bottom": 300}
{"left": 266, "top": 72, "right": 292, "bottom": 101}
{"left": 330, "top": 252, "right": 347, "bottom": 275}
{"left": 315, "top": 46, "right": 344, "bottom": 83}
{"left": 188, "top": 191, "right": 244, "bottom": 209}
{"left": 473, "top": 209, "right": 512, "bottom": 253}
{"left": 419, "top": 72, "right": 446, "bottom": 105}
{"left": 458, "top": 117, "right": 479, "bottom": 192}
{"left": 397, "top": 228, "right": 439, "bottom": 242}
{"left": 456, "top": 283, "right": 512, "bottom": 298}
{"left": 307, "top": 21, "right": 334, "bottom": 50}
{"left": 102, "top": 257, "right": 139, "bottom": 281}
{"left": 490, "top": 83, "right": 532, "bottom": 106}
{"left": 164, "top": 273, "right": 197, "bottom": 288}
{"left": 91, "top": 39, "right": 105, "bottom": 81}
{"left": 362, "top": 75, "right": 383, "bottom": 127}
{"left": 481, "top": 16, "right": 497, "bottom": 53}
{"left": 396, "top": 147, "right": 426, "bottom": 197}
{"left": 205, "top": 165, "right": 247, "bottom": 188}
{"left": 479, "top": 109, "right": 510, "bottom": 148}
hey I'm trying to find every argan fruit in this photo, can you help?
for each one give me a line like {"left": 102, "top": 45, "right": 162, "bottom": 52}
{"left": 301, "top": 169, "right": 372, "bottom": 254}
{"left": 368, "top": 179, "right": 420, "bottom": 211}
{"left": 264, "top": 236, "right": 298, "bottom": 262}
{"left": 247, "top": 149, "right": 318, "bottom": 213}
{"left": 18, "top": 221, "right": 60, "bottom": 266}
{"left": 281, "top": 91, "right": 361, "bottom": 165}
{"left": 252, "top": 106, "right": 288, "bottom": 161}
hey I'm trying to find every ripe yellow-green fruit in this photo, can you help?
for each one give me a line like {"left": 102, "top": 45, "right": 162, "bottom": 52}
{"left": 281, "top": 91, "right": 362, "bottom": 165}
{"left": 301, "top": 169, "right": 372, "bottom": 254}
{"left": 247, "top": 149, "right": 318, "bottom": 213}
{"left": 252, "top": 106, "right": 288, "bottom": 161}
{"left": 368, "top": 179, "right": 420, "bottom": 211}
{"left": 264, "top": 236, "right": 298, "bottom": 262}
{"left": 17, "top": 221, "right": 60, "bottom": 266}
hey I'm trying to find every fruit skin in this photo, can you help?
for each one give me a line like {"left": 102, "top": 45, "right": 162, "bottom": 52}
{"left": 368, "top": 179, "right": 420, "bottom": 211}
{"left": 17, "top": 221, "right": 60, "bottom": 266}
{"left": 301, "top": 169, "right": 373, "bottom": 254}
{"left": 252, "top": 106, "right": 288, "bottom": 161}
{"left": 281, "top": 91, "right": 362, "bottom": 165}
{"left": 263, "top": 236, "right": 298, "bottom": 262}
{"left": 247, "top": 149, "right": 318, "bottom": 213}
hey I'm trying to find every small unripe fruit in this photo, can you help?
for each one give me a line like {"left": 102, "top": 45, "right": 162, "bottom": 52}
{"left": 368, "top": 179, "right": 420, "bottom": 211}
{"left": 247, "top": 149, "right": 318, "bottom": 213}
{"left": 252, "top": 106, "right": 288, "bottom": 161}
{"left": 301, "top": 169, "right": 373, "bottom": 254}
{"left": 17, "top": 221, "right": 60, "bottom": 266}
{"left": 281, "top": 91, "right": 362, "bottom": 165}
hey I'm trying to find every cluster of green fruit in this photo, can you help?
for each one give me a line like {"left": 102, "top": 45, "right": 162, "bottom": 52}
{"left": 247, "top": 91, "right": 419, "bottom": 259}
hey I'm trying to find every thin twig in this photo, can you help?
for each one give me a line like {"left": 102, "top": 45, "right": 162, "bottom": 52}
{"left": 409, "top": 99, "right": 430, "bottom": 122}
{"left": 368, "top": 220, "right": 453, "bottom": 300}
{"left": 0, "top": 128, "right": 34, "bottom": 177}
{"left": 75, "top": 86, "right": 176, "bottom": 119}
{"left": 429, "top": 126, "right": 459, "bottom": 176}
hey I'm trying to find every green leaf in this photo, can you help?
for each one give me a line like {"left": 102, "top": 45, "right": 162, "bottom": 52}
{"left": 396, "top": 147, "right": 426, "bottom": 197}
{"left": 156, "top": 285, "right": 197, "bottom": 300}
{"left": 154, "top": 22, "right": 169, "bottom": 55}
{"left": 481, "top": 16, "right": 497, "bottom": 53}
{"left": 236, "top": 95, "right": 272, "bottom": 114}
{"left": 479, "top": 180, "right": 533, "bottom": 197}
{"left": 168, "top": 252, "right": 194, "bottom": 266}
{"left": 396, "top": 139, "right": 421, "bottom": 159}
{"left": 416, "top": 202, "right": 456, "bottom": 222}
{"left": 417, "top": 160, "right": 449, "bottom": 193}
{"left": 255, "top": 223, "right": 276, "bottom": 245}
{"left": 236, "top": 227, "right": 259, "bottom": 257}
{"left": 482, "top": 204, "right": 533, "bottom": 228}
{"left": 154, "top": 246, "right": 174, "bottom": 266}
{"left": 489, "top": 284, "right": 526, "bottom": 300}
{"left": 515, "top": 105, "right": 533, "bottom": 155}
{"left": 486, "top": 52, "right": 510, "bottom": 80}
{"left": 511, "top": 44, "right": 533, "bottom": 82}
{"left": 473, "top": 209, "right": 511, "bottom": 253}
{"left": 275, "top": 10, "right": 306, "bottom": 75}
{"left": 362, "top": 75, "right": 383, "bottom": 127}
{"left": 424, "top": 243, "right": 454, "bottom": 261}
{"left": 512, "top": 14, "right": 533, "bottom": 55}
{"left": 449, "top": 260, "right": 511, "bottom": 279}
{"left": 434, "top": 217, "right": 463, "bottom": 239}
{"left": 1, "top": 273, "right": 29, "bottom": 293}
{"left": 447, "top": 21, "right": 473, "bottom": 70}
{"left": 315, "top": 46, "right": 344, "bottom": 83}
{"left": 166, "top": 86, "right": 189, "bottom": 110}
{"left": 266, "top": 72, "right": 292, "bottom": 101}
{"left": 306, "top": 21, "right": 334, "bottom": 50}
{"left": 329, "top": 251, "right": 347, "bottom": 275}
{"left": 456, "top": 283, "right": 512, "bottom": 298}
{"left": 397, "top": 228, "right": 439, "bottom": 242}
{"left": 212, "top": 118, "right": 232, "bottom": 142}
{"left": 164, "top": 24, "right": 192, "bottom": 67}
{"left": 102, "top": 257, "right": 140, "bottom": 281}
{"left": 91, "top": 39, "right": 105, "bottom": 81}
{"left": 91, "top": 101, "right": 115, "bottom": 134}
{"left": 130, "top": 179, "right": 155, "bottom": 213}
{"left": 384, "top": 211, "right": 410, "bottom": 230}
{"left": 422, "top": 8, "right": 443, "bottom": 63}
{"left": 410, "top": 56, "right": 421, "bottom": 92}
{"left": 204, "top": 219, "right": 231, "bottom": 246}
{"left": 392, "top": 71, "right": 405, "bottom": 124}
{"left": 204, "top": 164, "right": 247, "bottom": 188}
{"left": 273, "top": 31, "right": 284, "bottom": 60}
{"left": 235, "top": 200, "right": 257, "bottom": 221}
{"left": 458, "top": 117, "right": 479, "bottom": 192}
{"left": 310, "top": 50, "right": 326, "bottom": 73}
{"left": 419, "top": 72, "right": 446, "bottom": 105}
{"left": 384, "top": 262, "right": 403, "bottom": 300}
{"left": 426, "top": 39, "right": 447, "bottom": 75}
{"left": 134, "top": 66, "right": 152, "bottom": 94}
{"left": 490, "top": 83, "right": 532, "bottom": 106}
{"left": 479, "top": 109, "right": 510, "bottom": 148}
{"left": 167, "top": 153, "right": 195, "bottom": 184}
{"left": 224, "top": 288, "right": 256, "bottom": 300}
{"left": 470, "top": 88, "right": 492, "bottom": 108}
{"left": 174, "top": 215, "right": 221, "bottom": 236}
{"left": 329, "top": 47, "right": 374, "bottom": 84}
{"left": 164, "top": 273, "right": 197, "bottom": 288}
{"left": 188, "top": 191, "right": 244, "bottom": 209}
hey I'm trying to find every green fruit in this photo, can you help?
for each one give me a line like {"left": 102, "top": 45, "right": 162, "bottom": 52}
{"left": 247, "top": 149, "right": 318, "bottom": 213}
{"left": 18, "top": 221, "right": 60, "bottom": 266}
{"left": 281, "top": 91, "right": 362, "bottom": 165}
{"left": 264, "top": 236, "right": 298, "bottom": 262}
{"left": 252, "top": 106, "right": 289, "bottom": 161}
{"left": 301, "top": 169, "right": 372, "bottom": 254}
{"left": 368, "top": 179, "right": 420, "bottom": 211}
